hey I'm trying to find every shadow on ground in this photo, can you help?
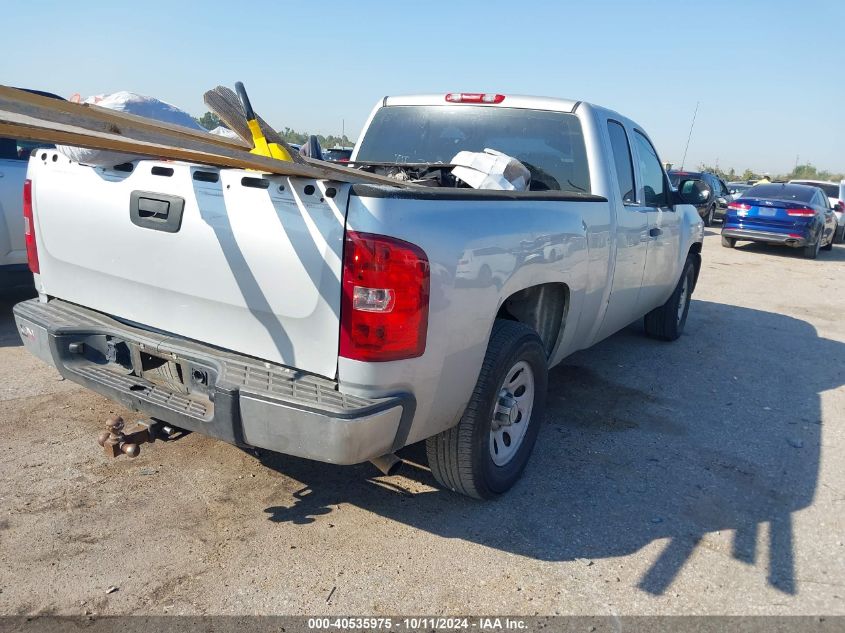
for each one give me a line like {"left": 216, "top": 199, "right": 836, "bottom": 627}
{"left": 0, "top": 288, "right": 35, "bottom": 347}
{"left": 259, "top": 300, "right": 843, "bottom": 598}
{"left": 734, "top": 240, "right": 845, "bottom": 262}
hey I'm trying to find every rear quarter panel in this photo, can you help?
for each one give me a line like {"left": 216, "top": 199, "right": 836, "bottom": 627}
{"left": 339, "top": 188, "right": 612, "bottom": 445}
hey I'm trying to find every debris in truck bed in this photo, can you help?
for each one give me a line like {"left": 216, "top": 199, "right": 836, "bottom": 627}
{"left": 451, "top": 148, "right": 530, "bottom": 191}
{"left": 0, "top": 85, "right": 418, "bottom": 188}
{"left": 59, "top": 90, "right": 206, "bottom": 166}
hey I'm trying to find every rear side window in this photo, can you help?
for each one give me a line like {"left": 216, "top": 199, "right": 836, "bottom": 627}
{"left": 792, "top": 181, "right": 838, "bottom": 197}
{"left": 607, "top": 121, "right": 636, "bottom": 204}
{"left": 747, "top": 184, "right": 815, "bottom": 203}
{"left": 633, "top": 131, "right": 667, "bottom": 207}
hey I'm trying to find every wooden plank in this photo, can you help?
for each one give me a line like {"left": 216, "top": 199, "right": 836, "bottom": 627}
{"left": 0, "top": 85, "right": 416, "bottom": 188}
{"left": 0, "top": 85, "right": 252, "bottom": 152}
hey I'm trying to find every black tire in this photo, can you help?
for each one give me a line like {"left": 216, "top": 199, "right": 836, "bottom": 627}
{"left": 426, "top": 320, "right": 547, "bottom": 499}
{"left": 803, "top": 235, "right": 820, "bottom": 259}
{"left": 835, "top": 225, "right": 845, "bottom": 244}
{"left": 703, "top": 204, "right": 715, "bottom": 227}
{"left": 821, "top": 238, "right": 833, "bottom": 251}
{"left": 644, "top": 257, "right": 695, "bottom": 341}
{"left": 721, "top": 235, "right": 736, "bottom": 248}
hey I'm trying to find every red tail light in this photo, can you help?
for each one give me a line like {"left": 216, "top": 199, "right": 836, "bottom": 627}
{"left": 728, "top": 202, "right": 750, "bottom": 212}
{"left": 786, "top": 208, "right": 815, "bottom": 217}
{"left": 445, "top": 93, "right": 505, "bottom": 104}
{"left": 340, "top": 232, "right": 429, "bottom": 362}
{"left": 22, "top": 179, "right": 39, "bottom": 274}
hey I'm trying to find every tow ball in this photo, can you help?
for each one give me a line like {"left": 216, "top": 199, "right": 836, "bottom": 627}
{"left": 97, "top": 415, "right": 175, "bottom": 458}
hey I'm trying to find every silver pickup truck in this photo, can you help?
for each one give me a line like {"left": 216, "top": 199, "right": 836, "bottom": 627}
{"left": 14, "top": 93, "right": 708, "bottom": 498}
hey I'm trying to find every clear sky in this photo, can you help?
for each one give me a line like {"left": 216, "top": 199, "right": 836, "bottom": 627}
{"left": 3, "top": 0, "right": 843, "bottom": 174}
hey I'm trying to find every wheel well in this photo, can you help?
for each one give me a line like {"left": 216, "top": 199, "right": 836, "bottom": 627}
{"left": 688, "top": 242, "right": 702, "bottom": 288}
{"left": 496, "top": 283, "right": 568, "bottom": 357}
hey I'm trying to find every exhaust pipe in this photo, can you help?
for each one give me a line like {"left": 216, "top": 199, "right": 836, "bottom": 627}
{"left": 370, "top": 453, "right": 402, "bottom": 476}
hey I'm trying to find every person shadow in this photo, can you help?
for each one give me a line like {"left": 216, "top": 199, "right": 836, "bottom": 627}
{"left": 259, "top": 299, "right": 841, "bottom": 597}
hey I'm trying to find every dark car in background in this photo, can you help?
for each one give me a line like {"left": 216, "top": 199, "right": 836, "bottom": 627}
{"left": 727, "top": 182, "right": 752, "bottom": 200}
{"left": 721, "top": 183, "right": 837, "bottom": 259}
{"left": 669, "top": 170, "right": 730, "bottom": 226}
{"left": 323, "top": 147, "right": 353, "bottom": 162}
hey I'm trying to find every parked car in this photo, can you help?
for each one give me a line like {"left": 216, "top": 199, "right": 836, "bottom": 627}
{"left": 668, "top": 170, "right": 730, "bottom": 226}
{"left": 15, "top": 92, "right": 708, "bottom": 498}
{"left": 323, "top": 146, "right": 353, "bottom": 162}
{"left": 722, "top": 183, "right": 837, "bottom": 258}
{"left": 0, "top": 89, "right": 62, "bottom": 293}
{"left": 789, "top": 179, "right": 845, "bottom": 243}
{"left": 727, "top": 182, "right": 752, "bottom": 200}
{"left": 0, "top": 137, "right": 56, "bottom": 292}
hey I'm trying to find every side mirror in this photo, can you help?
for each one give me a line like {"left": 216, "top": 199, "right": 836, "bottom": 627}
{"left": 717, "top": 197, "right": 728, "bottom": 208}
{"left": 835, "top": 202, "right": 844, "bottom": 212}
{"left": 675, "top": 178, "right": 712, "bottom": 206}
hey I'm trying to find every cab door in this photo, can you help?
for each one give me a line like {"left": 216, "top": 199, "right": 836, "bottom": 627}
{"left": 593, "top": 119, "right": 650, "bottom": 341}
{"left": 630, "top": 129, "right": 681, "bottom": 313}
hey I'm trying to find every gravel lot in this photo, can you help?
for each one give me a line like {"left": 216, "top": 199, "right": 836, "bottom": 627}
{"left": 1, "top": 232, "right": 843, "bottom": 616}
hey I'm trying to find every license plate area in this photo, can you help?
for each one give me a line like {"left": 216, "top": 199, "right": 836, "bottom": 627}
{"left": 59, "top": 333, "right": 217, "bottom": 417}
{"left": 139, "top": 350, "right": 189, "bottom": 393}
{"left": 757, "top": 207, "right": 777, "bottom": 217}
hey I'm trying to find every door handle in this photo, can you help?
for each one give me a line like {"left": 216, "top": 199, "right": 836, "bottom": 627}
{"left": 129, "top": 191, "right": 184, "bottom": 233}
{"left": 649, "top": 227, "right": 662, "bottom": 238}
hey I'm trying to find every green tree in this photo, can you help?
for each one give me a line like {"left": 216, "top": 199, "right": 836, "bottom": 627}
{"left": 195, "top": 111, "right": 223, "bottom": 131}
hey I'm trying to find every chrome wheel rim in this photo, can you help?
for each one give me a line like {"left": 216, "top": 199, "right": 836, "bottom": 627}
{"left": 677, "top": 275, "right": 689, "bottom": 324}
{"left": 489, "top": 360, "right": 534, "bottom": 466}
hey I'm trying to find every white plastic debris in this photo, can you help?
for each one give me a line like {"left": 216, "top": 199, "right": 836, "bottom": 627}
{"left": 57, "top": 91, "right": 206, "bottom": 167}
{"left": 209, "top": 125, "right": 239, "bottom": 139}
{"left": 451, "top": 148, "right": 530, "bottom": 191}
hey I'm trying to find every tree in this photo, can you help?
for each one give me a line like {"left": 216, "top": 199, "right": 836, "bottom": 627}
{"left": 195, "top": 111, "right": 223, "bottom": 131}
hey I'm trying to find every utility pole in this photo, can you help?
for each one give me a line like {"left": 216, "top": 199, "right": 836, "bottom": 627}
{"left": 680, "top": 101, "right": 699, "bottom": 170}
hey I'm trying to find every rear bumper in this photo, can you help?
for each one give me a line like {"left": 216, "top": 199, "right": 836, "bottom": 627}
{"left": 13, "top": 298, "right": 408, "bottom": 465}
{"left": 721, "top": 227, "right": 807, "bottom": 246}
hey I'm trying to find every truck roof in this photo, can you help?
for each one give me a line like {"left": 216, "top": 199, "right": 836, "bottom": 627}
{"left": 383, "top": 93, "right": 581, "bottom": 113}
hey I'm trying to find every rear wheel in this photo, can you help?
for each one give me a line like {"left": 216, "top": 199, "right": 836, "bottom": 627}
{"left": 703, "top": 204, "right": 715, "bottom": 227}
{"left": 822, "top": 232, "right": 834, "bottom": 251}
{"left": 803, "top": 235, "right": 821, "bottom": 259}
{"left": 644, "top": 257, "right": 695, "bottom": 341}
{"left": 721, "top": 235, "right": 736, "bottom": 248}
{"left": 426, "top": 319, "right": 547, "bottom": 499}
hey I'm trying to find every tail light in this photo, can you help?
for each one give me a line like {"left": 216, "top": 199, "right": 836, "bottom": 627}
{"left": 445, "top": 93, "right": 505, "bottom": 104}
{"left": 340, "top": 232, "right": 429, "bottom": 362}
{"left": 22, "top": 179, "right": 39, "bottom": 274}
{"left": 727, "top": 202, "right": 750, "bottom": 212}
{"left": 786, "top": 208, "right": 815, "bottom": 217}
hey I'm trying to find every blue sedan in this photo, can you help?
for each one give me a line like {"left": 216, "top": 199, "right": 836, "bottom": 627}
{"left": 721, "top": 183, "right": 837, "bottom": 259}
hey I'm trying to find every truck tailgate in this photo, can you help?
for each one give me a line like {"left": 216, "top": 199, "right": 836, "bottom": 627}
{"left": 28, "top": 151, "right": 347, "bottom": 378}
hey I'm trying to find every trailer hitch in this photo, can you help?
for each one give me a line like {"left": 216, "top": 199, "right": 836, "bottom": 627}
{"left": 97, "top": 415, "right": 177, "bottom": 458}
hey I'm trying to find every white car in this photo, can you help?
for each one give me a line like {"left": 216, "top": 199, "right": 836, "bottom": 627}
{"left": 789, "top": 179, "right": 845, "bottom": 243}
{"left": 0, "top": 137, "right": 53, "bottom": 291}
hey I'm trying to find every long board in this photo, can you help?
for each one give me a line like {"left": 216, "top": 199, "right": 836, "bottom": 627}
{"left": 0, "top": 85, "right": 415, "bottom": 188}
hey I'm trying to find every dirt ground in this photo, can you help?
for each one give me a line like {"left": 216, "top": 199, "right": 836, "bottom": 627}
{"left": 1, "top": 232, "right": 843, "bottom": 616}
